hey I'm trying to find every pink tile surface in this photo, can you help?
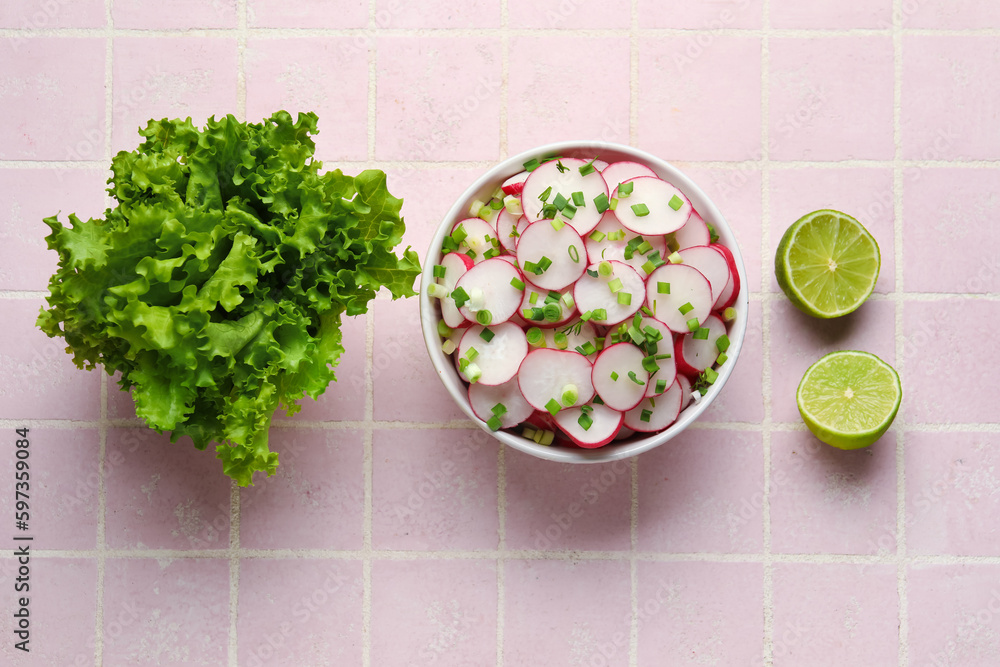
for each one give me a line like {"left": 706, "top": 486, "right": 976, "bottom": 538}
{"left": 639, "top": 0, "right": 763, "bottom": 29}
{"left": 102, "top": 558, "right": 229, "bottom": 667}
{"left": 504, "top": 559, "right": 631, "bottom": 667}
{"left": 637, "top": 561, "right": 765, "bottom": 666}
{"left": 240, "top": 428, "right": 364, "bottom": 549}
{"left": 383, "top": 0, "right": 500, "bottom": 28}
{"left": 371, "top": 559, "right": 497, "bottom": 666}
{"left": 639, "top": 36, "right": 763, "bottom": 162}
{"left": 769, "top": 37, "right": 895, "bottom": 161}
{"left": 510, "top": 0, "right": 629, "bottom": 29}
{"left": 248, "top": 0, "right": 368, "bottom": 28}
{"left": 770, "top": 429, "right": 898, "bottom": 555}
{"left": 238, "top": 559, "right": 364, "bottom": 666}
{"left": 771, "top": 563, "right": 899, "bottom": 665}
{"left": 385, "top": 165, "right": 486, "bottom": 255}
{"left": 113, "top": 0, "right": 237, "bottom": 29}
{"left": 905, "top": 431, "right": 1000, "bottom": 556}
{"left": 904, "top": 1, "right": 1000, "bottom": 28}
{"left": 771, "top": 0, "right": 891, "bottom": 28}
{"left": 0, "top": 0, "right": 104, "bottom": 28}
{"left": 373, "top": 428, "right": 499, "bottom": 550}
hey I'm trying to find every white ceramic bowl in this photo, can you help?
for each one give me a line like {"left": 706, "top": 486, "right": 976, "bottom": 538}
{"left": 419, "top": 141, "right": 750, "bottom": 463}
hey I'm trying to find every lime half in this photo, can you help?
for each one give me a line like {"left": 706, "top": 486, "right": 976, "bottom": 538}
{"left": 796, "top": 351, "right": 901, "bottom": 450}
{"left": 775, "top": 210, "right": 880, "bottom": 318}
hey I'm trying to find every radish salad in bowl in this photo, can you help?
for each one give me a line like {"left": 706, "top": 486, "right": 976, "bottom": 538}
{"left": 420, "top": 142, "right": 749, "bottom": 463}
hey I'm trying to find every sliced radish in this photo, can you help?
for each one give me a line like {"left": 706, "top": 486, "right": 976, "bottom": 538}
{"left": 515, "top": 218, "right": 587, "bottom": 291}
{"left": 457, "top": 323, "right": 527, "bottom": 386}
{"left": 573, "top": 260, "right": 644, "bottom": 326}
{"left": 517, "top": 348, "right": 595, "bottom": 413}
{"left": 456, "top": 257, "right": 525, "bottom": 326}
{"left": 469, "top": 376, "right": 534, "bottom": 430}
{"left": 615, "top": 426, "right": 635, "bottom": 440}
{"left": 436, "top": 252, "right": 475, "bottom": 328}
{"left": 592, "top": 342, "right": 649, "bottom": 411}
{"left": 451, "top": 217, "right": 500, "bottom": 264}
{"left": 675, "top": 313, "right": 727, "bottom": 377}
{"left": 600, "top": 161, "right": 657, "bottom": 192}
{"left": 502, "top": 171, "right": 529, "bottom": 196}
{"left": 524, "top": 410, "right": 558, "bottom": 433}
{"left": 520, "top": 158, "right": 608, "bottom": 236}
{"left": 645, "top": 263, "right": 713, "bottom": 334}
{"left": 543, "top": 319, "right": 601, "bottom": 356}
{"left": 638, "top": 317, "right": 677, "bottom": 397}
{"left": 711, "top": 243, "right": 741, "bottom": 310}
{"left": 676, "top": 374, "right": 694, "bottom": 409}
{"left": 624, "top": 381, "right": 683, "bottom": 433}
{"left": 495, "top": 207, "right": 521, "bottom": 254}
{"left": 671, "top": 209, "right": 711, "bottom": 250}
{"left": 519, "top": 282, "right": 576, "bottom": 328}
{"left": 554, "top": 402, "right": 624, "bottom": 449}
{"left": 584, "top": 211, "right": 668, "bottom": 275}
{"left": 676, "top": 245, "right": 730, "bottom": 306}
{"left": 613, "top": 177, "right": 692, "bottom": 236}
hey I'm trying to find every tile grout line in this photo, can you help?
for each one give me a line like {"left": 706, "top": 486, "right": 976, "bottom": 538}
{"left": 760, "top": 1, "right": 774, "bottom": 664}
{"left": 496, "top": 5, "right": 509, "bottom": 665}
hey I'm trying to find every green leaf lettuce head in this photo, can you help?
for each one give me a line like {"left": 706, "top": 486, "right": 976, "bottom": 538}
{"left": 37, "top": 111, "right": 421, "bottom": 485}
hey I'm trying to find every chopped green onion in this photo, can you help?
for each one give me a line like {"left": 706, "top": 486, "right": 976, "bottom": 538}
{"left": 441, "top": 237, "right": 459, "bottom": 252}
{"left": 617, "top": 292, "right": 632, "bottom": 306}
{"left": 503, "top": 194, "right": 522, "bottom": 215}
{"left": 468, "top": 199, "right": 485, "bottom": 217}
{"left": 641, "top": 259, "right": 656, "bottom": 275}
{"left": 702, "top": 367, "right": 719, "bottom": 384}
{"left": 553, "top": 332, "right": 569, "bottom": 349}
{"left": 586, "top": 269, "right": 599, "bottom": 278}
{"left": 667, "top": 251, "right": 683, "bottom": 264}
{"left": 560, "top": 292, "right": 575, "bottom": 310}
{"left": 464, "top": 347, "right": 479, "bottom": 362}
{"left": 537, "top": 256, "right": 553, "bottom": 273}
{"left": 523, "top": 260, "right": 539, "bottom": 275}
{"left": 655, "top": 379, "right": 667, "bottom": 394}
{"left": 465, "top": 248, "right": 477, "bottom": 260}
{"left": 482, "top": 248, "right": 500, "bottom": 260}
{"left": 594, "top": 193, "right": 610, "bottom": 213}
{"left": 510, "top": 277, "right": 525, "bottom": 290}
{"left": 576, "top": 341, "right": 597, "bottom": 356}
{"left": 607, "top": 229, "right": 627, "bottom": 241}
{"left": 642, "top": 356, "right": 660, "bottom": 373}
{"left": 598, "top": 261, "right": 613, "bottom": 277}
{"left": 609, "top": 197, "right": 619, "bottom": 210}
{"left": 553, "top": 193, "right": 568, "bottom": 210}
{"left": 717, "top": 353, "right": 729, "bottom": 365}
{"left": 451, "top": 287, "right": 470, "bottom": 308}
{"left": 578, "top": 413, "right": 594, "bottom": 431}
{"left": 451, "top": 224, "right": 468, "bottom": 244}
{"left": 427, "top": 283, "right": 449, "bottom": 299}
{"left": 442, "top": 339, "right": 457, "bottom": 355}
{"left": 491, "top": 402, "right": 507, "bottom": 416}
{"left": 579, "top": 310, "right": 592, "bottom": 322}
{"left": 529, "top": 291, "right": 539, "bottom": 304}
{"left": 479, "top": 327, "right": 495, "bottom": 342}
{"left": 627, "top": 326, "right": 644, "bottom": 346}
{"left": 550, "top": 217, "right": 565, "bottom": 231}
{"left": 561, "top": 384, "right": 579, "bottom": 406}
{"left": 592, "top": 308, "right": 607, "bottom": 321}
{"left": 545, "top": 291, "right": 560, "bottom": 304}
{"left": 707, "top": 222, "right": 720, "bottom": 244}
{"left": 640, "top": 409, "right": 652, "bottom": 423}
{"left": 555, "top": 160, "right": 568, "bottom": 173}
{"left": 637, "top": 240, "right": 653, "bottom": 254}
{"left": 561, "top": 204, "right": 577, "bottom": 220}
{"left": 567, "top": 245, "right": 580, "bottom": 263}
{"left": 693, "top": 327, "right": 710, "bottom": 340}
{"left": 716, "top": 334, "right": 731, "bottom": 352}
{"left": 618, "top": 181, "right": 634, "bottom": 197}
{"left": 539, "top": 186, "right": 552, "bottom": 202}
{"left": 465, "top": 362, "right": 482, "bottom": 384}
{"left": 490, "top": 197, "right": 504, "bottom": 210}
{"left": 476, "top": 310, "right": 492, "bottom": 326}
{"left": 524, "top": 158, "right": 541, "bottom": 171}
{"left": 723, "top": 307, "right": 737, "bottom": 322}
{"left": 611, "top": 371, "right": 619, "bottom": 381}
{"left": 545, "top": 398, "right": 562, "bottom": 416}
{"left": 668, "top": 194, "right": 684, "bottom": 211}
{"left": 432, "top": 264, "right": 446, "bottom": 279}
{"left": 657, "top": 282, "right": 670, "bottom": 294}
{"left": 543, "top": 304, "right": 561, "bottom": 322}
{"left": 686, "top": 317, "right": 700, "bottom": 332}
{"left": 579, "top": 162, "right": 596, "bottom": 177}
{"left": 477, "top": 206, "right": 494, "bottom": 221}
{"left": 643, "top": 326, "right": 663, "bottom": 343}
{"left": 526, "top": 327, "right": 545, "bottom": 347}
{"left": 631, "top": 203, "right": 650, "bottom": 217}
{"left": 592, "top": 395, "right": 605, "bottom": 405}
{"left": 536, "top": 429, "right": 554, "bottom": 446}
{"left": 540, "top": 204, "right": 558, "bottom": 219}
{"left": 589, "top": 230, "right": 607, "bottom": 242}
{"left": 608, "top": 277, "right": 623, "bottom": 293}
{"left": 628, "top": 370, "right": 645, "bottom": 386}
{"left": 678, "top": 302, "right": 694, "bottom": 315}
{"left": 437, "top": 320, "right": 453, "bottom": 337}
{"left": 572, "top": 191, "right": 586, "bottom": 207}
{"left": 486, "top": 415, "right": 503, "bottom": 431}
{"left": 522, "top": 425, "right": 537, "bottom": 440}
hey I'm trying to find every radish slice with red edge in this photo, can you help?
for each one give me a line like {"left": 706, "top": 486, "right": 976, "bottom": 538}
{"left": 450, "top": 217, "right": 500, "bottom": 264}
{"left": 645, "top": 263, "right": 713, "bottom": 333}
{"left": 519, "top": 282, "right": 576, "bottom": 328}
{"left": 675, "top": 313, "right": 727, "bottom": 377}
{"left": 517, "top": 348, "right": 595, "bottom": 413}
{"left": 600, "top": 161, "right": 657, "bottom": 192}
{"left": 515, "top": 217, "right": 587, "bottom": 291}
{"left": 437, "top": 252, "right": 475, "bottom": 328}
{"left": 554, "top": 402, "right": 624, "bottom": 449}
{"left": 520, "top": 158, "right": 608, "bottom": 236}
{"left": 676, "top": 245, "right": 730, "bottom": 306}
{"left": 624, "top": 380, "right": 683, "bottom": 432}
{"left": 671, "top": 209, "right": 711, "bottom": 250}
{"left": 573, "top": 260, "right": 644, "bottom": 326}
{"left": 455, "top": 257, "right": 526, "bottom": 326}
{"left": 469, "top": 377, "right": 534, "bottom": 430}
{"left": 585, "top": 211, "right": 668, "bottom": 275}
{"left": 710, "top": 243, "right": 741, "bottom": 310}
{"left": 592, "top": 342, "right": 649, "bottom": 411}
{"left": 502, "top": 171, "right": 529, "bottom": 196}
{"left": 676, "top": 374, "right": 694, "bottom": 409}
{"left": 457, "top": 323, "right": 527, "bottom": 386}
{"left": 495, "top": 208, "right": 521, "bottom": 254}
{"left": 613, "top": 177, "right": 692, "bottom": 236}
{"left": 637, "top": 317, "right": 677, "bottom": 397}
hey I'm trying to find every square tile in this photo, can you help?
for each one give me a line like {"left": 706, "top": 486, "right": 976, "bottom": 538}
{"left": 771, "top": 563, "right": 898, "bottom": 665}
{"left": 0, "top": 298, "right": 101, "bottom": 420}
{"left": 372, "top": 428, "right": 499, "bottom": 550}
{"left": 0, "top": 37, "right": 105, "bottom": 160}
{"left": 0, "top": 168, "right": 109, "bottom": 291}
{"left": 508, "top": 0, "right": 628, "bottom": 30}
{"left": 903, "top": 169, "right": 1000, "bottom": 293}
{"left": 248, "top": 0, "right": 368, "bottom": 28}
{"left": 769, "top": 167, "right": 896, "bottom": 293}
{"left": 240, "top": 428, "right": 364, "bottom": 549}
{"left": 0, "top": 0, "right": 104, "bottom": 28}
{"left": 638, "top": 429, "right": 764, "bottom": 553}
{"left": 639, "top": 36, "right": 762, "bottom": 161}
{"left": 769, "top": 298, "right": 896, "bottom": 424}
{"left": 384, "top": 166, "right": 484, "bottom": 256}
{"left": 245, "top": 37, "right": 369, "bottom": 162}
{"left": 507, "top": 36, "right": 631, "bottom": 155}
{"left": 771, "top": 0, "right": 891, "bottom": 28}
{"left": 104, "top": 428, "right": 232, "bottom": 550}
{"left": 505, "top": 451, "right": 631, "bottom": 551}
{"left": 381, "top": 0, "right": 499, "bottom": 27}
{"left": 903, "top": 36, "right": 1000, "bottom": 161}
{"left": 0, "top": 428, "right": 99, "bottom": 549}
{"left": 113, "top": 0, "right": 236, "bottom": 28}
{"left": 107, "top": 373, "right": 138, "bottom": 420}
{"left": 239, "top": 559, "right": 364, "bottom": 666}
{"left": 769, "top": 37, "right": 894, "bottom": 161}
{"left": 700, "top": 300, "right": 764, "bottom": 423}
{"left": 637, "top": 562, "right": 764, "bottom": 666}
{"left": 639, "top": 0, "right": 762, "bottom": 29}
{"left": 907, "top": 564, "right": 1000, "bottom": 665}
{"left": 102, "top": 558, "right": 229, "bottom": 667}
{"left": 504, "top": 559, "right": 631, "bottom": 667}
{"left": 903, "top": 1, "right": 1000, "bottom": 29}
{"left": 906, "top": 431, "right": 1000, "bottom": 556}
{"left": 112, "top": 37, "right": 237, "bottom": 153}
{"left": 375, "top": 36, "right": 501, "bottom": 161}
{"left": 371, "top": 559, "right": 497, "bottom": 666}
{"left": 0, "top": 559, "right": 97, "bottom": 666}
{"left": 770, "top": 429, "right": 897, "bottom": 555}
{"left": 902, "top": 299, "right": 1000, "bottom": 424}
{"left": 373, "top": 298, "right": 466, "bottom": 422}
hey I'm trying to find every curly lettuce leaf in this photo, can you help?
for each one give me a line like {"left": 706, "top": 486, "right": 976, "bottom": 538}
{"left": 38, "top": 111, "right": 420, "bottom": 485}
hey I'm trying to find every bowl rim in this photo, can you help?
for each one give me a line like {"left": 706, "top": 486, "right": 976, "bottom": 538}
{"left": 419, "top": 140, "right": 750, "bottom": 463}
